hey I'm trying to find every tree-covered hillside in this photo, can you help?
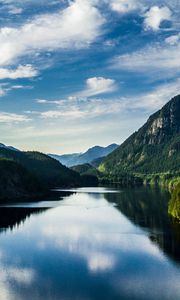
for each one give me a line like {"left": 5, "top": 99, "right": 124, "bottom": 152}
{"left": 71, "top": 163, "right": 101, "bottom": 177}
{"left": 0, "top": 159, "right": 46, "bottom": 200}
{"left": 0, "top": 148, "right": 81, "bottom": 189}
{"left": 99, "top": 95, "right": 180, "bottom": 175}
{"left": 71, "top": 164, "right": 99, "bottom": 186}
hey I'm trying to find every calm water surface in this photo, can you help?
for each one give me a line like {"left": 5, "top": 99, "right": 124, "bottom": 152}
{"left": 0, "top": 187, "right": 180, "bottom": 300}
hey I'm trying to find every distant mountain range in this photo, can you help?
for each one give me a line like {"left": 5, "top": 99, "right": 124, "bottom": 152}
{"left": 99, "top": 95, "right": 180, "bottom": 175}
{"left": 49, "top": 144, "right": 119, "bottom": 167}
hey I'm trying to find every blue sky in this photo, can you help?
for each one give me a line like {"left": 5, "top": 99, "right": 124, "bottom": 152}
{"left": 0, "top": 0, "right": 179, "bottom": 154}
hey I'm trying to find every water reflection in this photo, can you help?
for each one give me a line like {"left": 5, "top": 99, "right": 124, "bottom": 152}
{"left": 0, "top": 187, "right": 180, "bottom": 300}
{"left": 104, "top": 187, "right": 180, "bottom": 262}
{"left": 0, "top": 207, "right": 47, "bottom": 233}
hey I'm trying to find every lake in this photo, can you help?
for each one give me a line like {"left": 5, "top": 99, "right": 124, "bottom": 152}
{"left": 0, "top": 187, "right": 180, "bottom": 300}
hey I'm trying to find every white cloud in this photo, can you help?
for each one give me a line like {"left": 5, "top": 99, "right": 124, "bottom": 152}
{"left": 39, "top": 76, "right": 117, "bottom": 119}
{"left": 36, "top": 99, "right": 49, "bottom": 104}
{"left": 41, "top": 109, "right": 85, "bottom": 119}
{"left": 0, "top": 82, "right": 32, "bottom": 96}
{"left": 165, "top": 34, "right": 180, "bottom": 45}
{"left": 40, "top": 97, "right": 124, "bottom": 120}
{"left": 144, "top": 6, "right": 172, "bottom": 31}
{"left": 36, "top": 98, "right": 63, "bottom": 104}
{"left": 0, "top": 64, "right": 38, "bottom": 79}
{"left": 79, "top": 77, "right": 117, "bottom": 97}
{"left": 129, "top": 79, "right": 180, "bottom": 110}
{"left": 108, "top": 0, "right": 140, "bottom": 13}
{"left": 112, "top": 43, "right": 180, "bottom": 77}
{"left": 11, "top": 85, "right": 32, "bottom": 89}
{"left": 37, "top": 77, "right": 117, "bottom": 106}
{"left": 0, "top": 0, "right": 104, "bottom": 66}
{"left": 39, "top": 79, "right": 180, "bottom": 120}
{"left": 0, "top": 112, "right": 31, "bottom": 123}
{"left": 8, "top": 5, "right": 23, "bottom": 14}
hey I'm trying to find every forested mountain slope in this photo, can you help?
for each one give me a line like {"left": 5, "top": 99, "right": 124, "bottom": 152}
{"left": 0, "top": 148, "right": 81, "bottom": 189}
{"left": 100, "top": 95, "right": 180, "bottom": 174}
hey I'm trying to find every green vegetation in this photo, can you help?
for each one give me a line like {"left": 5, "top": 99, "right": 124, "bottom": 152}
{"left": 0, "top": 148, "right": 81, "bottom": 189}
{"left": 0, "top": 148, "right": 102, "bottom": 200}
{"left": 71, "top": 164, "right": 99, "bottom": 186}
{"left": 137, "top": 172, "right": 180, "bottom": 189}
{"left": 71, "top": 163, "right": 101, "bottom": 177}
{"left": 99, "top": 172, "right": 143, "bottom": 187}
{"left": 0, "top": 148, "right": 85, "bottom": 200}
{"left": 168, "top": 183, "right": 180, "bottom": 220}
{"left": 0, "top": 158, "right": 46, "bottom": 200}
{"left": 99, "top": 95, "right": 180, "bottom": 185}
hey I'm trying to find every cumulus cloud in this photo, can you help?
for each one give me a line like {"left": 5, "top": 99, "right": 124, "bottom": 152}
{"left": 0, "top": 0, "right": 104, "bottom": 66}
{"left": 79, "top": 77, "right": 117, "bottom": 98}
{"left": 108, "top": 0, "right": 140, "bottom": 13}
{"left": 37, "top": 77, "right": 117, "bottom": 106}
{"left": 0, "top": 65, "right": 38, "bottom": 79}
{"left": 144, "top": 6, "right": 172, "bottom": 31}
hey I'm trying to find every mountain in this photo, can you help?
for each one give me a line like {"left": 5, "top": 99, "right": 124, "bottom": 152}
{"left": 91, "top": 156, "right": 105, "bottom": 168}
{"left": 0, "top": 148, "right": 81, "bottom": 191}
{"left": 99, "top": 95, "right": 180, "bottom": 175}
{"left": 49, "top": 143, "right": 119, "bottom": 167}
{"left": 0, "top": 159, "right": 45, "bottom": 200}
{"left": 50, "top": 153, "right": 80, "bottom": 167}
{"left": 71, "top": 163, "right": 101, "bottom": 177}
{"left": 0, "top": 143, "right": 19, "bottom": 152}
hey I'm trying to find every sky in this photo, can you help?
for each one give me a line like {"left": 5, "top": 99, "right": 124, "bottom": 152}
{"left": 0, "top": 0, "right": 179, "bottom": 154}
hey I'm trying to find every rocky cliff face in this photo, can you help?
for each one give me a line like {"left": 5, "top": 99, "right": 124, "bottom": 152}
{"left": 100, "top": 95, "right": 180, "bottom": 174}
{"left": 133, "top": 95, "right": 180, "bottom": 146}
{"left": 143, "top": 95, "right": 180, "bottom": 145}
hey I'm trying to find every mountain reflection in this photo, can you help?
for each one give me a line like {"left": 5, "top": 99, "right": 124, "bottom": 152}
{"left": 0, "top": 191, "right": 72, "bottom": 233}
{"left": 0, "top": 188, "right": 180, "bottom": 300}
{"left": 0, "top": 207, "right": 47, "bottom": 233}
{"left": 104, "top": 187, "right": 180, "bottom": 263}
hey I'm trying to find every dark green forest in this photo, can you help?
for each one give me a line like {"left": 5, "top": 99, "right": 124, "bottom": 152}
{"left": 99, "top": 95, "right": 180, "bottom": 185}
